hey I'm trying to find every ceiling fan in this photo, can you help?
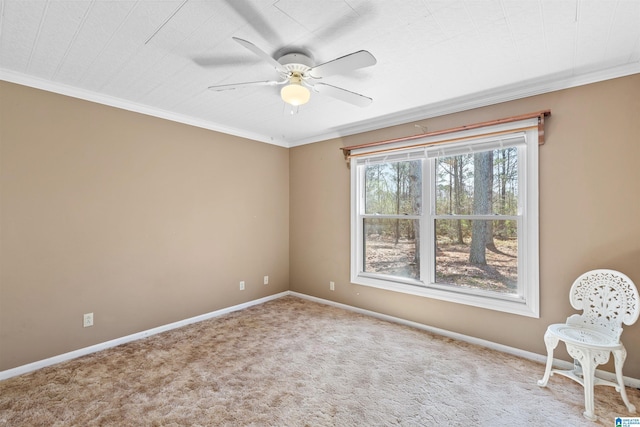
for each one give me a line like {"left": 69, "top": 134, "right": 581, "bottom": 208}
{"left": 208, "top": 37, "right": 377, "bottom": 107}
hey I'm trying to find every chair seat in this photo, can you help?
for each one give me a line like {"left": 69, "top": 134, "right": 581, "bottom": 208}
{"left": 547, "top": 323, "right": 621, "bottom": 349}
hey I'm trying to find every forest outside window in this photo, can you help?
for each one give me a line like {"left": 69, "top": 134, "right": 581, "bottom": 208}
{"left": 350, "top": 119, "right": 540, "bottom": 317}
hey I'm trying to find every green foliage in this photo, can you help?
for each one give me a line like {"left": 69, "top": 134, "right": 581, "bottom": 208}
{"left": 365, "top": 161, "right": 420, "bottom": 215}
{"left": 364, "top": 160, "right": 421, "bottom": 242}
{"left": 363, "top": 147, "right": 518, "bottom": 244}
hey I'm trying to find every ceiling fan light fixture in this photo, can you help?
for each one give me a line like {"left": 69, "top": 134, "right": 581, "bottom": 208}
{"left": 280, "top": 74, "right": 310, "bottom": 106}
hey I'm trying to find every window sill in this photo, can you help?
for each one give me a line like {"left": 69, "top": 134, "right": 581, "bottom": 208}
{"left": 351, "top": 273, "right": 539, "bottom": 318}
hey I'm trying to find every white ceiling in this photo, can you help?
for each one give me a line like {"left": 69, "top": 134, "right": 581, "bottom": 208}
{"left": 1, "top": 0, "right": 639, "bottom": 147}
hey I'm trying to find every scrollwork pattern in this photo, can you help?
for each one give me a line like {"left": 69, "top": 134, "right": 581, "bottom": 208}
{"left": 567, "top": 344, "right": 610, "bottom": 367}
{"left": 570, "top": 271, "right": 639, "bottom": 339}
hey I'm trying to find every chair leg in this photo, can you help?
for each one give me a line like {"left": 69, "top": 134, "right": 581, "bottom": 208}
{"left": 613, "top": 347, "right": 636, "bottom": 413}
{"left": 537, "top": 330, "right": 559, "bottom": 387}
{"left": 580, "top": 353, "right": 597, "bottom": 421}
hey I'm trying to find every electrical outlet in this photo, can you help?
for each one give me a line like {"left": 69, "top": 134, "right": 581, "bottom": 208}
{"left": 83, "top": 312, "right": 94, "bottom": 328}
{"left": 239, "top": 281, "right": 245, "bottom": 290}
{"left": 330, "top": 281, "right": 335, "bottom": 291}
{"left": 264, "top": 275, "right": 269, "bottom": 285}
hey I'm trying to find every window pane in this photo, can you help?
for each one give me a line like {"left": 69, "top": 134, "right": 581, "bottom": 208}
{"left": 365, "top": 160, "right": 421, "bottom": 215}
{"left": 435, "top": 219, "right": 517, "bottom": 294}
{"left": 435, "top": 147, "right": 518, "bottom": 215}
{"left": 364, "top": 218, "right": 420, "bottom": 280}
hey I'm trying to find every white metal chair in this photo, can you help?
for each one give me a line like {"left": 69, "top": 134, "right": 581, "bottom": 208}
{"left": 537, "top": 269, "right": 639, "bottom": 420}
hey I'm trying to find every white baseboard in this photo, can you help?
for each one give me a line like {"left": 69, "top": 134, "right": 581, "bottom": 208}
{"left": 0, "top": 292, "right": 288, "bottom": 381}
{"left": 289, "top": 291, "right": 640, "bottom": 389}
{"left": 3, "top": 289, "right": 639, "bottom": 390}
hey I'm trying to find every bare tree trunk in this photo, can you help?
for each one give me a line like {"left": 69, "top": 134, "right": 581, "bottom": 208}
{"left": 469, "top": 151, "right": 492, "bottom": 265}
{"left": 410, "top": 161, "right": 421, "bottom": 269}
{"left": 395, "top": 163, "right": 401, "bottom": 244}
{"left": 484, "top": 153, "right": 496, "bottom": 252}
{"left": 499, "top": 149, "right": 507, "bottom": 238}
{"left": 454, "top": 157, "right": 464, "bottom": 244}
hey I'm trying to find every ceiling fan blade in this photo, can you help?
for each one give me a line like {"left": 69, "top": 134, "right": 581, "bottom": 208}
{"left": 309, "top": 50, "right": 376, "bottom": 78}
{"left": 312, "top": 82, "right": 373, "bottom": 107}
{"left": 208, "top": 79, "right": 285, "bottom": 91}
{"left": 223, "top": 0, "right": 282, "bottom": 47}
{"left": 232, "top": 37, "right": 289, "bottom": 74}
{"left": 193, "top": 54, "right": 260, "bottom": 68}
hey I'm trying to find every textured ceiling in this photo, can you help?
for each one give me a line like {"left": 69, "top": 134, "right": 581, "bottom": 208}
{"left": 1, "top": 0, "right": 639, "bottom": 147}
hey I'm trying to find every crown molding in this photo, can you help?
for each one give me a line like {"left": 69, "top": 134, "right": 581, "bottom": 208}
{"left": 287, "top": 62, "right": 640, "bottom": 147}
{"left": 2, "top": 63, "right": 638, "bottom": 149}
{"left": 0, "top": 69, "right": 289, "bottom": 148}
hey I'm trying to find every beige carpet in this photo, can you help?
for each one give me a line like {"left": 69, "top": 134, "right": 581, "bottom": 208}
{"left": 1, "top": 296, "right": 638, "bottom": 426}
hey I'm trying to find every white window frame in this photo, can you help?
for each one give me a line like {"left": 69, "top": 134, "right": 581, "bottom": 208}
{"left": 350, "top": 118, "right": 539, "bottom": 317}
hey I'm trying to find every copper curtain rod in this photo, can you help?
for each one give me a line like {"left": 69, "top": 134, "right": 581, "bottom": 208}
{"left": 340, "top": 110, "right": 551, "bottom": 159}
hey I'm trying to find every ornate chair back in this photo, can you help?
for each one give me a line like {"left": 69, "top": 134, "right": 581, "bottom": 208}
{"left": 566, "top": 269, "right": 640, "bottom": 341}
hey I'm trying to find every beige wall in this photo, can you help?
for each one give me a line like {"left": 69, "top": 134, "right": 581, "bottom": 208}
{"left": 2, "top": 74, "right": 639, "bottom": 379}
{"left": 0, "top": 82, "right": 290, "bottom": 371}
{"left": 290, "top": 74, "right": 640, "bottom": 379}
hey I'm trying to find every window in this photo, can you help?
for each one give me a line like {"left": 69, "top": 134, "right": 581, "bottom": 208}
{"left": 350, "top": 119, "right": 540, "bottom": 317}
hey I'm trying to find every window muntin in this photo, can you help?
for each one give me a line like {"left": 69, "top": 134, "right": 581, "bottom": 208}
{"left": 351, "top": 121, "right": 539, "bottom": 317}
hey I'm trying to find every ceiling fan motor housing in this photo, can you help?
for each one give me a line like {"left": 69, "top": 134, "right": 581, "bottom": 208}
{"left": 277, "top": 53, "right": 314, "bottom": 74}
